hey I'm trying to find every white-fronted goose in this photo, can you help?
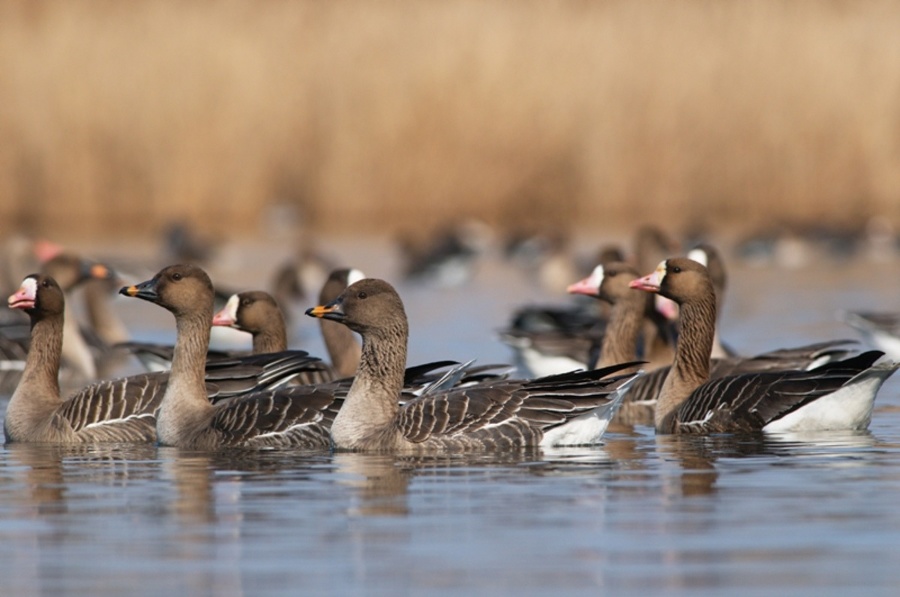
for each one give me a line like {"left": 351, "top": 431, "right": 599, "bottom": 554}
{"left": 121, "top": 264, "right": 342, "bottom": 449}
{"left": 630, "top": 258, "right": 898, "bottom": 434}
{"left": 568, "top": 262, "right": 858, "bottom": 427}
{"left": 211, "top": 268, "right": 365, "bottom": 375}
{"left": 212, "top": 290, "right": 289, "bottom": 355}
{"left": 5, "top": 274, "right": 161, "bottom": 443}
{"left": 306, "top": 278, "right": 640, "bottom": 452}
{"left": 4, "top": 273, "right": 324, "bottom": 444}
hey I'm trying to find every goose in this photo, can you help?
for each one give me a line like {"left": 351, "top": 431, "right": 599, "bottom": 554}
{"left": 629, "top": 258, "right": 898, "bottom": 434}
{"left": 305, "top": 277, "right": 641, "bottom": 452}
{"left": 213, "top": 275, "right": 512, "bottom": 397}
{"left": 498, "top": 225, "right": 680, "bottom": 378}
{"left": 3, "top": 273, "right": 324, "bottom": 444}
{"left": 212, "top": 290, "right": 290, "bottom": 355}
{"left": 42, "top": 252, "right": 118, "bottom": 384}
{"left": 568, "top": 262, "right": 857, "bottom": 427}
{"left": 212, "top": 269, "right": 367, "bottom": 376}
{"left": 120, "top": 264, "right": 347, "bottom": 449}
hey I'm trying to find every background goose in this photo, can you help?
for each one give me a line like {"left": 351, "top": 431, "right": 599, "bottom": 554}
{"left": 685, "top": 243, "right": 736, "bottom": 358}
{"left": 209, "top": 277, "right": 506, "bottom": 397}
{"left": 4, "top": 273, "right": 324, "bottom": 444}
{"left": 212, "top": 290, "right": 289, "bottom": 355}
{"left": 121, "top": 264, "right": 344, "bottom": 450}
{"left": 567, "top": 261, "right": 856, "bottom": 427}
{"left": 306, "top": 277, "right": 640, "bottom": 452}
{"left": 41, "top": 252, "right": 118, "bottom": 385}
{"left": 316, "top": 268, "right": 366, "bottom": 377}
{"left": 630, "top": 257, "right": 898, "bottom": 434}
{"left": 498, "top": 225, "right": 681, "bottom": 378}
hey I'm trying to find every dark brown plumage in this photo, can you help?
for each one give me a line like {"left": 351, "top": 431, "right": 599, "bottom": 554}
{"left": 306, "top": 278, "right": 640, "bottom": 452}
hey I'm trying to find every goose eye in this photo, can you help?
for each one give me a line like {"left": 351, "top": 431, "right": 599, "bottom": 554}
{"left": 172, "top": 272, "right": 182, "bottom": 281}
{"left": 241, "top": 299, "right": 251, "bottom": 307}
{"left": 670, "top": 265, "right": 682, "bottom": 274}
{"left": 41, "top": 279, "right": 50, "bottom": 288}
{"left": 607, "top": 271, "right": 618, "bottom": 277}
{"left": 357, "top": 291, "right": 367, "bottom": 299}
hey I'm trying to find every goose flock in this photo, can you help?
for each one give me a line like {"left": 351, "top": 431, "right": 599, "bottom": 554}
{"left": 1, "top": 223, "right": 898, "bottom": 452}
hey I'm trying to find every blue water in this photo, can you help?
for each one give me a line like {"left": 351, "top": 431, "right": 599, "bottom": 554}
{"left": 1, "top": 239, "right": 899, "bottom": 596}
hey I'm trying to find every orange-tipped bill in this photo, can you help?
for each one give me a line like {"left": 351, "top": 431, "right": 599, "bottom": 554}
{"left": 305, "top": 301, "right": 345, "bottom": 322}
{"left": 119, "top": 277, "right": 159, "bottom": 302}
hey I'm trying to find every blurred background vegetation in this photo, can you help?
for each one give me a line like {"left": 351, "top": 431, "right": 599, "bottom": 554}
{"left": 1, "top": 0, "right": 898, "bottom": 243}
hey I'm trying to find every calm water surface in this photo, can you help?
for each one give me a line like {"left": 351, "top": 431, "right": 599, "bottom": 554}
{"left": 1, "top": 240, "right": 899, "bottom": 596}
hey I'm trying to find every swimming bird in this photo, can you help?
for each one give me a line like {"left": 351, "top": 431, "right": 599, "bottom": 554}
{"left": 629, "top": 258, "right": 897, "bottom": 434}
{"left": 120, "top": 264, "right": 342, "bottom": 450}
{"left": 306, "top": 278, "right": 640, "bottom": 452}
{"left": 567, "top": 261, "right": 857, "bottom": 427}
{"left": 3, "top": 273, "right": 322, "bottom": 445}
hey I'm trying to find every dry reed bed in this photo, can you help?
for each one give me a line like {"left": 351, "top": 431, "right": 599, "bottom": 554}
{"left": 1, "top": 0, "right": 899, "bottom": 242}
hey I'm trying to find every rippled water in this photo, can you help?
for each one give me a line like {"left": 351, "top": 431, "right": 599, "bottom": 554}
{"left": 1, "top": 239, "right": 899, "bottom": 596}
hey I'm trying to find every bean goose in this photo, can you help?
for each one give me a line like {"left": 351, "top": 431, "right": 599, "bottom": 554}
{"left": 568, "top": 262, "right": 857, "bottom": 427}
{"left": 629, "top": 258, "right": 898, "bottom": 434}
{"left": 120, "top": 264, "right": 345, "bottom": 450}
{"left": 305, "top": 278, "right": 641, "bottom": 452}
{"left": 4, "top": 273, "right": 325, "bottom": 444}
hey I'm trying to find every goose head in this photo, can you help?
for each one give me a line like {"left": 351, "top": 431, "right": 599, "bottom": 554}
{"left": 629, "top": 257, "right": 713, "bottom": 305}
{"left": 306, "top": 278, "right": 406, "bottom": 337}
{"left": 8, "top": 274, "right": 65, "bottom": 318}
{"left": 120, "top": 264, "right": 214, "bottom": 317}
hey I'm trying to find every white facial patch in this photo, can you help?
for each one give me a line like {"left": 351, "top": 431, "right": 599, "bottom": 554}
{"left": 224, "top": 294, "right": 240, "bottom": 322}
{"left": 347, "top": 268, "right": 366, "bottom": 286}
{"left": 20, "top": 277, "right": 38, "bottom": 301}
{"left": 585, "top": 265, "right": 605, "bottom": 288}
{"left": 687, "top": 248, "right": 708, "bottom": 267}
